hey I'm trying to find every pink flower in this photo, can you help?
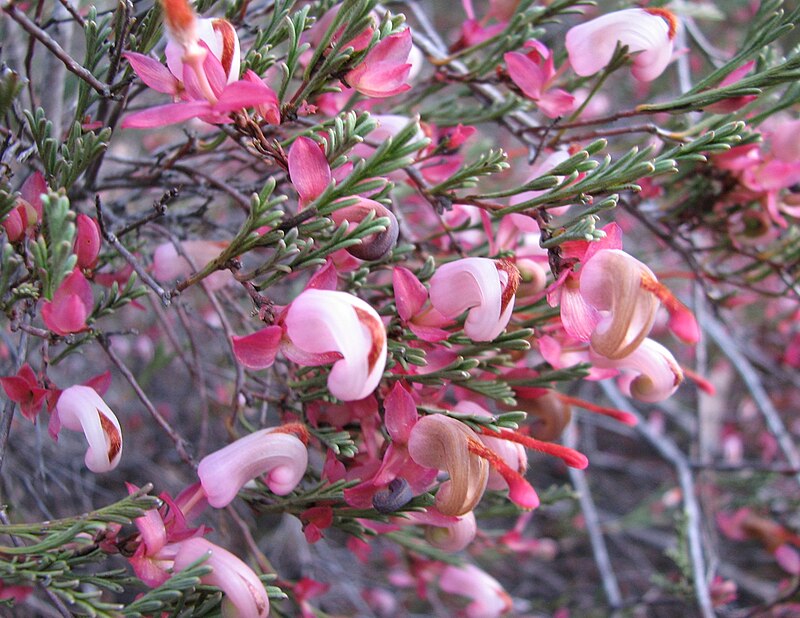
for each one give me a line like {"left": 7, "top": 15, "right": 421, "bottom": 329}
{"left": 284, "top": 289, "right": 387, "bottom": 401}
{"left": 345, "top": 29, "right": 413, "bottom": 98}
{"left": 74, "top": 214, "right": 101, "bottom": 269}
{"left": 41, "top": 269, "right": 93, "bottom": 335}
{"left": 343, "top": 383, "right": 437, "bottom": 509}
{"left": 197, "top": 425, "right": 309, "bottom": 508}
{"left": 578, "top": 249, "right": 660, "bottom": 359}
{"left": 421, "top": 510, "right": 477, "bottom": 552}
{"left": 2, "top": 172, "right": 47, "bottom": 241}
{"left": 51, "top": 385, "right": 122, "bottom": 473}
{"left": 392, "top": 267, "right": 451, "bottom": 342}
{"left": 504, "top": 40, "right": 575, "bottom": 118}
{"left": 429, "top": 258, "right": 520, "bottom": 342}
{"left": 590, "top": 338, "right": 683, "bottom": 403}
{"left": 172, "top": 538, "right": 269, "bottom": 618}
{"left": 0, "top": 363, "right": 50, "bottom": 422}
{"left": 439, "top": 563, "right": 513, "bottom": 618}
{"left": 566, "top": 8, "right": 678, "bottom": 82}
{"left": 122, "top": 2, "right": 277, "bottom": 129}
{"left": 288, "top": 136, "right": 332, "bottom": 209}
{"left": 407, "top": 414, "right": 489, "bottom": 516}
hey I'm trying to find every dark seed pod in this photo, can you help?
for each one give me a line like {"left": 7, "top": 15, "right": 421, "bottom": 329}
{"left": 372, "top": 477, "right": 413, "bottom": 513}
{"left": 347, "top": 209, "right": 399, "bottom": 261}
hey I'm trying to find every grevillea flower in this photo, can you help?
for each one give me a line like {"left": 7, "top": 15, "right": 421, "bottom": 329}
{"left": 566, "top": 8, "right": 678, "bottom": 82}
{"left": 590, "top": 338, "right": 683, "bottom": 403}
{"left": 197, "top": 424, "right": 309, "bottom": 508}
{"left": 407, "top": 414, "right": 489, "bottom": 516}
{"left": 454, "top": 401, "right": 528, "bottom": 494}
{"left": 429, "top": 258, "right": 520, "bottom": 342}
{"left": 439, "top": 563, "right": 513, "bottom": 618}
{"left": 52, "top": 385, "right": 122, "bottom": 473}
{"left": 172, "top": 537, "right": 270, "bottom": 617}
{"left": 345, "top": 29, "right": 413, "bottom": 98}
{"left": 504, "top": 40, "right": 575, "bottom": 118}
{"left": 284, "top": 289, "right": 387, "bottom": 401}
{"left": 41, "top": 269, "right": 93, "bottom": 336}
{"left": 578, "top": 249, "right": 660, "bottom": 359}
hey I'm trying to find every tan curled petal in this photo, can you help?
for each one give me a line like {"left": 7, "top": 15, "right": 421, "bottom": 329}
{"left": 580, "top": 249, "right": 659, "bottom": 359}
{"left": 407, "top": 415, "right": 489, "bottom": 516}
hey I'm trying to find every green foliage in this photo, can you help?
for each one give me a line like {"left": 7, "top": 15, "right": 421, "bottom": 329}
{"left": 30, "top": 192, "right": 76, "bottom": 299}
{"left": 24, "top": 109, "right": 111, "bottom": 191}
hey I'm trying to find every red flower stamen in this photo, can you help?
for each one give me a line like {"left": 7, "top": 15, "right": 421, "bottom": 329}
{"left": 467, "top": 438, "right": 539, "bottom": 510}
{"left": 555, "top": 393, "right": 637, "bottom": 426}
{"left": 478, "top": 427, "right": 589, "bottom": 469}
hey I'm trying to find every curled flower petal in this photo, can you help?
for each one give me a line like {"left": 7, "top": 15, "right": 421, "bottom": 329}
{"left": 285, "top": 289, "right": 387, "bottom": 401}
{"left": 579, "top": 249, "right": 659, "bottom": 359}
{"left": 407, "top": 415, "right": 489, "bottom": 516}
{"left": 198, "top": 427, "right": 308, "bottom": 508}
{"left": 566, "top": 8, "right": 677, "bottom": 82}
{"left": 54, "top": 385, "right": 122, "bottom": 473}
{"left": 172, "top": 538, "right": 269, "bottom": 618}
{"left": 429, "top": 258, "right": 519, "bottom": 342}
{"left": 590, "top": 338, "right": 683, "bottom": 403}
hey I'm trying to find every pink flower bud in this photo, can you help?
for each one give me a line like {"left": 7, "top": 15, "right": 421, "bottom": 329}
{"left": 288, "top": 136, "right": 331, "bottom": 209}
{"left": 53, "top": 385, "right": 122, "bottom": 473}
{"left": 2, "top": 207, "right": 25, "bottom": 242}
{"left": 198, "top": 426, "right": 308, "bottom": 508}
{"left": 345, "top": 29, "right": 413, "bottom": 98}
{"left": 74, "top": 214, "right": 101, "bottom": 269}
{"left": 590, "top": 338, "right": 683, "bottom": 403}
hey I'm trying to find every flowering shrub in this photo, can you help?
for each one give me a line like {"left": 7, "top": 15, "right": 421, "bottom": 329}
{"left": 0, "top": 0, "right": 799, "bottom": 615}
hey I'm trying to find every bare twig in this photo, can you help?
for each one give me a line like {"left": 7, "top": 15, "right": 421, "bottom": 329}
{"left": 564, "top": 422, "right": 623, "bottom": 612}
{"left": 600, "top": 382, "right": 715, "bottom": 618}
{"left": 703, "top": 315, "right": 800, "bottom": 485}
{"left": 95, "top": 195, "right": 172, "bottom": 306}
{"left": 99, "top": 335, "right": 196, "bottom": 467}
{"left": 2, "top": 4, "right": 113, "bottom": 99}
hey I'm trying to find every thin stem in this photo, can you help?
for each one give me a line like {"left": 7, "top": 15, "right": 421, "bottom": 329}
{"left": 2, "top": 3, "right": 113, "bottom": 99}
